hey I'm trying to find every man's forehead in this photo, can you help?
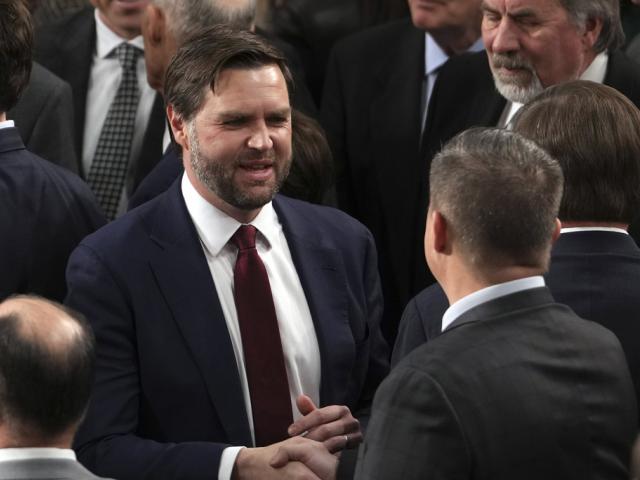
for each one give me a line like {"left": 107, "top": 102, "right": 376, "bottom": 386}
{"left": 481, "top": 0, "right": 563, "bottom": 14}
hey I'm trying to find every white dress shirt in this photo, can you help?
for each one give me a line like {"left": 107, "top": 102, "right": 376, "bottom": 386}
{"left": 500, "top": 51, "right": 609, "bottom": 127}
{"left": 83, "top": 9, "right": 156, "bottom": 210}
{"left": 0, "top": 120, "right": 15, "bottom": 130}
{"left": 0, "top": 448, "right": 76, "bottom": 462}
{"left": 441, "top": 276, "right": 545, "bottom": 332}
{"left": 561, "top": 226, "right": 628, "bottom": 235}
{"left": 421, "top": 34, "right": 484, "bottom": 132}
{"left": 181, "top": 174, "right": 321, "bottom": 480}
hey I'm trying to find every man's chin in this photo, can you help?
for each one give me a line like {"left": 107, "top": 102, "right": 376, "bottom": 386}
{"left": 492, "top": 75, "right": 544, "bottom": 104}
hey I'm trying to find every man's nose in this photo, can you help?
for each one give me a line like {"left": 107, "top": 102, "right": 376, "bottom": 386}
{"left": 247, "top": 122, "right": 274, "bottom": 150}
{"left": 489, "top": 18, "right": 520, "bottom": 54}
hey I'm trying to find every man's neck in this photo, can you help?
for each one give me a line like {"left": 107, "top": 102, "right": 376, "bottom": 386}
{"left": 0, "top": 112, "right": 6, "bottom": 122}
{"left": 0, "top": 426, "right": 74, "bottom": 449}
{"left": 442, "top": 264, "right": 545, "bottom": 305}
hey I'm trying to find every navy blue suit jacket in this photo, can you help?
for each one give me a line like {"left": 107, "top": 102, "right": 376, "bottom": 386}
{"left": 392, "top": 231, "right": 640, "bottom": 423}
{"left": 0, "top": 127, "right": 105, "bottom": 302}
{"left": 66, "top": 180, "right": 389, "bottom": 479}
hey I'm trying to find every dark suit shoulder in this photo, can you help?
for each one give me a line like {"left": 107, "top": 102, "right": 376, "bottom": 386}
{"left": 1, "top": 134, "right": 93, "bottom": 207}
{"left": 128, "top": 146, "right": 182, "bottom": 210}
{"left": 332, "top": 18, "right": 420, "bottom": 63}
{"left": 399, "top": 299, "right": 624, "bottom": 380}
{"left": 605, "top": 49, "right": 640, "bottom": 108}
{"left": 274, "top": 194, "right": 373, "bottom": 244}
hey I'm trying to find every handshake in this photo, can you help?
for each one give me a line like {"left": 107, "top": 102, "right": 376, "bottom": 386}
{"left": 232, "top": 395, "right": 361, "bottom": 480}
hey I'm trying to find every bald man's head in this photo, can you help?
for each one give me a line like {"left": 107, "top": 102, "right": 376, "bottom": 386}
{"left": 0, "top": 296, "right": 95, "bottom": 447}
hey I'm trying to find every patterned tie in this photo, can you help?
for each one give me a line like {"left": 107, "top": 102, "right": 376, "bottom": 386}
{"left": 231, "top": 225, "right": 293, "bottom": 446}
{"left": 88, "top": 43, "right": 141, "bottom": 220}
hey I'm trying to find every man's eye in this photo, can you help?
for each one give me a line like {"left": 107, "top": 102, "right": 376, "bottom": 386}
{"left": 268, "top": 117, "right": 288, "bottom": 125}
{"left": 223, "top": 118, "right": 246, "bottom": 126}
{"left": 482, "top": 12, "right": 501, "bottom": 24}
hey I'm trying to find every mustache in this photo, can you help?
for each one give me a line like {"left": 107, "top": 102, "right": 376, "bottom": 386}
{"left": 491, "top": 53, "right": 535, "bottom": 71}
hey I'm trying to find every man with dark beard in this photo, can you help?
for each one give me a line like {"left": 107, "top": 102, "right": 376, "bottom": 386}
{"left": 65, "top": 25, "right": 388, "bottom": 480}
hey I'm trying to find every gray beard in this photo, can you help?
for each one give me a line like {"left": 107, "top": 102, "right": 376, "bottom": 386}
{"left": 492, "top": 69, "right": 545, "bottom": 104}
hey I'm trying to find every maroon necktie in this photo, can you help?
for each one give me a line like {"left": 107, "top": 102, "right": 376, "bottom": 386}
{"left": 231, "top": 225, "right": 293, "bottom": 446}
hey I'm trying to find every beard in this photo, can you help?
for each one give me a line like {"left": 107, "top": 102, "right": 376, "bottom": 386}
{"left": 489, "top": 52, "right": 545, "bottom": 104}
{"left": 188, "top": 122, "right": 291, "bottom": 211}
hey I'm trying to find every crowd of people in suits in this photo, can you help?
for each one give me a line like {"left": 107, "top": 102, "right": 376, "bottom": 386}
{"left": 1, "top": 0, "right": 640, "bottom": 478}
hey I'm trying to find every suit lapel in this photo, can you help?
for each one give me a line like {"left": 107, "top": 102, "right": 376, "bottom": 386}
{"left": 147, "top": 182, "right": 252, "bottom": 445}
{"left": 273, "top": 197, "right": 354, "bottom": 406}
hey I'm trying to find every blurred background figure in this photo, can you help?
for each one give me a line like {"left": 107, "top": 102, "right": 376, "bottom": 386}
{"left": 26, "top": 0, "right": 89, "bottom": 25}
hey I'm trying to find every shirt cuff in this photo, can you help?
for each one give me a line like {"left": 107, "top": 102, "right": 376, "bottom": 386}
{"left": 218, "top": 446, "right": 245, "bottom": 480}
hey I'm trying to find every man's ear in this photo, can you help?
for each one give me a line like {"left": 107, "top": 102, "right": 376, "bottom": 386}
{"left": 581, "top": 16, "right": 603, "bottom": 51}
{"left": 432, "top": 210, "right": 449, "bottom": 254}
{"left": 143, "top": 4, "right": 166, "bottom": 47}
{"left": 167, "top": 104, "right": 189, "bottom": 151}
{"left": 551, "top": 218, "right": 562, "bottom": 244}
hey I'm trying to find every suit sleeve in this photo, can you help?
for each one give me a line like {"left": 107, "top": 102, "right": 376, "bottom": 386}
{"left": 352, "top": 229, "right": 390, "bottom": 426}
{"left": 354, "top": 365, "right": 470, "bottom": 480}
{"left": 66, "top": 244, "right": 228, "bottom": 480}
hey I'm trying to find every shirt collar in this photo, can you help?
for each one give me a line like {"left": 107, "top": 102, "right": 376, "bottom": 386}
{"left": 424, "top": 34, "right": 484, "bottom": 77}
{"left": 442, "top": 276, "right": 545, "bottom": 332}
{"left": 94, "top": 8, "right": 144, "bottom": 59}
{"left": 181, "top": 173, "right": 280, "bottom": 257}
{"left": 0, "top": 448, "right": 76, "bottom": 462}
{"left": 561, "top": 226, "right": 628, "bottom": 235}
{"left": 0, "top": 120, "right": 15, "bottom": 130}
{"left": 580, "top": 51, "right": 608, "bottom": 83}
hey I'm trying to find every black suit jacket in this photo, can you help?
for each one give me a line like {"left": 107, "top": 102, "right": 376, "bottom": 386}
{"left": 34, "top": 6, "right": 165, "bottom": 193}
{"left": 0, "top": 127, "right": 105, "bottom": 302}
{"left": 358, "top": 287, "right": 637, "bottom": 479}
{"left": 393, "top": 231, "right": 640, "bottom": 423}
{"left": 322, "top": 19, "right": 426, "bottom": 340}
{"left": 66, "top": 182, "right": 389, "bottom": 479}
{"left": 8, "top": 62, "right": 78, "bottom": 173}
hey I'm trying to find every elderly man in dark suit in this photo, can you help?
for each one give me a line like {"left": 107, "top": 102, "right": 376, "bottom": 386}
{"left": 0, "top": 0, "right": 105, "bottom": 302}
{"left": 66, "top": 25, "right": 388, "bottom": 480}
{"left": 321, "top": 0, "right": 484, "bottom": 342}
{"left": 355, "top": 127, "right": 637, "bottom": 479}
{"left": 34, "top": 0, "right": 165, "bottom": 219}
{"left": 418, "top": 0, "right": 640, "bottom": 263}
{"left": 0, "top": 295, "right": 110, "bottom": 480}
